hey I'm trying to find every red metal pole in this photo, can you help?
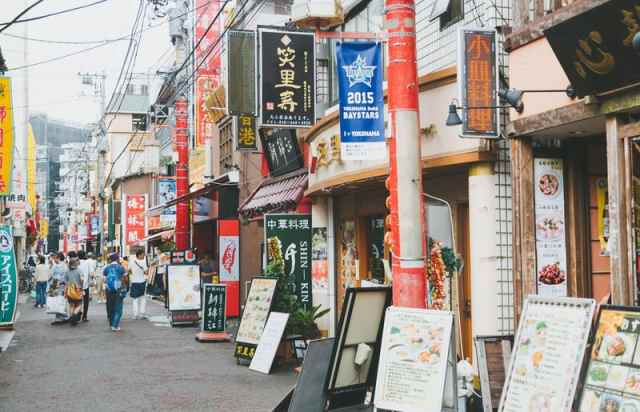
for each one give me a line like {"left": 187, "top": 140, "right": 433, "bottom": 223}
{"left": 175, "top": 97, "right": 190, "bottom": 250}
{"left": 385, "top": 0, "right": 428, "bottom": 308}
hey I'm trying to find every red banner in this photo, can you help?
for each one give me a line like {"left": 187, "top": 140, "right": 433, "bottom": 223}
{"left": 194, "top": 0, "right": 222, "bottom": 146}
{"left": 125, "top": 194, "right": 146, "bottom": 245}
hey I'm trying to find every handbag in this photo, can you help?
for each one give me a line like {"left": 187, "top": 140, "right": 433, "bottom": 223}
{"left": 46, "top": 295, "right": 67, "bottom": 315}
{"left": 65, "top": 283, "right": 83, "bottom": 302}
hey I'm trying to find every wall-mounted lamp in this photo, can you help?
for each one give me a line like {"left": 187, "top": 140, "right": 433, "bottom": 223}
{"left": 499, "top": 85, "right": 576, "bottom": 114}
{"left": 445, "top": 99, "right": 513, "bottom": 127}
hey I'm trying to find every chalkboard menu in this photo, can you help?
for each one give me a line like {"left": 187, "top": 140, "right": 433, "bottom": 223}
{"left": 202, "top": 284, "right": 226, "bottom": 333}
{"left": 475, "top": 335, "right": 513, "bottom": 412}
{"left": 578, "top": 305, "right": 640, "bottom": 412}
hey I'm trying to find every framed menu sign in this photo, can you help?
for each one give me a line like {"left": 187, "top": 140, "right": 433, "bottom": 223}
{"left": 578, "top": 305, "right": 640, "bottom": 412}
{"left": 374, "top": 307, "right": 456, "bottom": 412}
{"left": 475, "top": 335, "right": 514, "bottom": 412}
{"left": 235, "top": 277, "right": 277, "bottom": 360}
{"left": 499, "top": 296, "right": 595, "bottom": 412}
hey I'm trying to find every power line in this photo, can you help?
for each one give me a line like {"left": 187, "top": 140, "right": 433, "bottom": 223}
{"left": 0, "top": 1, "right": 109, "bottom": 26}
{"left": 0, "top": 0, "right": 45, "bottom": 34}
{"left": 7, "top": 41, "right": 123, "bottom": 71}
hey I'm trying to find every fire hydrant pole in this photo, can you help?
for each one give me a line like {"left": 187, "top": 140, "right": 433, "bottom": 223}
{"left": 175, "top": 96, "right": 190, "bottom": 250}
{"left": 385, "top": 0, "right": 428, "bottom": 308}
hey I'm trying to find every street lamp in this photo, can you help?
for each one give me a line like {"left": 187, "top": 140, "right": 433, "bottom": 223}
{"left": 445, "top": 99, "right": 515, "bottom": 127}
{"left": 498, "top": 85, "right": 576, "bottom": 113}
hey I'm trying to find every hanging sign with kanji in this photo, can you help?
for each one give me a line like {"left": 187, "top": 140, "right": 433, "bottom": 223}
{"left": 235, "top": 115, "right": 257, "bottom": 151}
{"left": 457, "top": 28, "right": 500, "bottom": 139}
{"left": 124, "top": 194, "right": 147, "bottom": 245}
{"left": 202, "top": 284, "right": 226, "bottom": 333}
{"left": 259, "top": 28, "right": 315, "bottom": 128}
{"left": 0, "top": 78, "right": 15, "bottom": 195}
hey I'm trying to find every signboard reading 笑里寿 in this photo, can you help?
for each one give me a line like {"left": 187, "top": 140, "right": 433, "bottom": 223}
{"left": 202, "top": 284, "right": 226, "bottom": 333}
{"left": 337, "top": 42, "right": 385, "bottom": 160}
{"left": 0, "top": 226, "right": 17, "bottom": 326}
{"left": 458, "top": 29, "right": 499, "bottom": 139}
{"left": 235, "top": 115, "right": 257, "bottom": 151}
{"left": 0, "top": 77, "right": 15, "bottom": 195}
{"left": 265, "top": 213, "right": 312, "bottom": 311}
{"left": 259, "top": 28, "right": 315, "bottom": 128}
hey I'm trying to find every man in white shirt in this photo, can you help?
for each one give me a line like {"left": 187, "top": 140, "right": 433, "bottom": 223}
{"left": 78, "top": 250, "right": 92, "bottom": 322}
{"left": 130, "top": 249, "right": 148, "bottom": 319}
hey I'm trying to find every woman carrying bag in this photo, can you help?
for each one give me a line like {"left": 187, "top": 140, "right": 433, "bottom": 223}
{"left": 64, "top": 257, "right": 84, "bottom": 326}
{"left": 129, "top": 249, "right": 148, "bottom": 320}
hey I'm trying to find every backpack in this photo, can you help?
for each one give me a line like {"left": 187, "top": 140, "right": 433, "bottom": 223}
{"left": 104, "top": 263, "right": 123, "bottom": 293}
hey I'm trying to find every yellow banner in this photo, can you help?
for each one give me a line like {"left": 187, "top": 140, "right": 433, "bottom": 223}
{"left": 0, "top": 77, "right": 14, "bottom": 195}
{"left": 39, "top": 218, "right": 48, "bottom": 238}
{"left": 27, "top": 124, "right": 36, "bottom": 212}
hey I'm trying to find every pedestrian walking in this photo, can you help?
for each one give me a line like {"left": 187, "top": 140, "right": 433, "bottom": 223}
{"left": 64, "top": 257, "right": 84, "bottom": 326}
{"left": 34, "top": 256, "right": 49, "bottom": 308}
{"left": 78, "top": 251, "right": 91, "bottom": 322}
{"left": 103, "top": 253, "right": 127, "bottom": 332}
{"left": 51, "top": 252, "right": 67, "bottom": 289}
{"left": 130, "top": 249, "right": 148, "bottom": 320}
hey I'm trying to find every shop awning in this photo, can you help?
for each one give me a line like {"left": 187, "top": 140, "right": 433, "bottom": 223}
{"left": 239, "top": 169, "right": 308, "bottom": 219}
{"left": 135, "top": 229, "right": 174, "bottom": 245}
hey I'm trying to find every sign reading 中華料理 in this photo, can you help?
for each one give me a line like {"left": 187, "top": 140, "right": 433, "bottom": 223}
{"left": 259, "top": 28, "right": 315, "bottom": 128}
{"left": 265, "top": 213, "right": 312, "bottom": 311}
{"left": 533, "top": 158, "right": 568, "bottom": 298}
{"left": 0, "top": 225, "right": 17, "bottom": 326}
{"left": 202, "top": 284, "right": 226, "bottom": 333}
{"left": 457, "top": 28, "right": 500, "bottom": 139}
{"left": 235, "top": 115, "right": 257, "bottom": 151}
{"left": 337, "top": 42, "right": 385, "bottom": 160}
{"left": 0, "top": 77, "right": 15, "bottom": 195}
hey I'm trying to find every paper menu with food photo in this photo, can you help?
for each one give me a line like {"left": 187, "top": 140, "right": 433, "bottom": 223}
{"left": 167, "top": 265, "right": 201, "bottom": 311}
{"left": 533, "top": 158, "right": 568, "bottom": 298}
{"left": 578, "top": 306, "right": 640, "bottom": 412}
{"left": 374, "top": 307, "right": 453, "bottom": 412}
{"left": 499, "top": 296, "right": 595, "bottom": 412}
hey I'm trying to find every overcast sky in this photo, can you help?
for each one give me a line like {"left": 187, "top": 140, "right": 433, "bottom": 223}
{"left": 2, "top": 0, "right": 172, "bottom": 126}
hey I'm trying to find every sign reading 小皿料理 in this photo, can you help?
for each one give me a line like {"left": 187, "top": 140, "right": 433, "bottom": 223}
{"left": 265, "top": 213, "right": 312, "bottom": 311}
{"left": 259, "top": 28, "right": 315, "bottom": 128}
{"left": 499, "top": 296, "right": 595, "bottom": 412}
{"left": 457, "top": 28, "right": 499, "bottom": 139}
{"left": 337, "top": 42, "right": 385, "bottom": 160}
{"left": 235, "top": 277, "right": 278, "bottom": 360}
{"left": 0, "top": 226, "right": 17, "bottom": 326}
{"left": 202, "top": 283, "right": 226, "bottom": 333}
{"left": 534, "top": 158, "right": 568, "bottom": 297}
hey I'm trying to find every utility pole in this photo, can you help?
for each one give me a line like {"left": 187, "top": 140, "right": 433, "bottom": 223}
{"left": 385, "top": 0, "right": 428, "bottom": 308}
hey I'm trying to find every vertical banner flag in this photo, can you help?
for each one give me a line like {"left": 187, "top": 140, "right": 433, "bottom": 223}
{"left": 0, "top": 77, "right": 15, "bottom": 195}
{"left": 195, "top": 0, "right": 222, "bottom": 146}
{"left": 218, "top": 219, "right": 240, "bottom": 317}
{"left": 265, "top": 213, "right": 312, "bottom": 311}
{"left": 27, "top": 124, "right": 37, "bottom": 212}
{"left": 124, "top": 194, "right": 147, "bottom": 246}
{"left": 158, "top": 177, "right": 176, "bottom": 226}
{"left": 0, "top": 225, "right": 17, "bottom": 326}
{"left": 259, "top": 28, "right": 315, "bottom": 128}
{"left": 457, "top": 28, "right": 499, "bottom": 138}
{"left": 227, "top": 30, "right": 256, "bottom": 115}
{"left": 337, "top": 42, "right": 385, "bottom": 160}
{"left": 235, "top": 115, "right": 258, "bottom": 151}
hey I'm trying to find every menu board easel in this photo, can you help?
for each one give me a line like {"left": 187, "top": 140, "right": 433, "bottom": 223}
{"left": 475, "top": 335, "right": 513, "bottom": 412}
{"left": 167, "top": 264, "right": 201, "bottom": 326}
{"left": 234, "top": 277, "right": 277, "bottom": 362}
{"left": 499, "top": 296, "right": 595, "bottom": 412}
{"left": 578, "top": 305, "right": 640, "bottom": 411}
{"left": 374, "top": 307, "right": 458, "bottom": 412}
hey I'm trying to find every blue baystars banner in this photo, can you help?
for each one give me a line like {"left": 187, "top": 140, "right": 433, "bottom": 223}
{"left": 337, "top": 42, "right": 385, "bottom": 160}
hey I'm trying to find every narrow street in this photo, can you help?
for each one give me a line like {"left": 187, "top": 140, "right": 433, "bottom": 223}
{"left": 0, "top": 295, "right": 295, "bottom": 412}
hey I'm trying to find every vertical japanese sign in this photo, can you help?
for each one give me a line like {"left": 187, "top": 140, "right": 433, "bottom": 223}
{"left": 0, "top": 77, "right": 15, "bottom": 195}
{"left": 0, "top": 225, "right": 17, "bottom": 326}
{"left": 457, "top": 29, "right": 499, "bottom": 139}
{"left": 124, "top": 194, "right": 147, "bottom": 246}
{"left": 202, "top": 283, "right": 226, "bottom": 333}
{"left": 218, "top": 219, "right": 240, "bottom": 317}
{"left": 534, "top": 158, "right": 568, "bottom": 297}
{"left": 235, "top": 115, "right": 257, "bottom": 151}
{"left": 265, "top": 213, "right": 312, "bottom": 311}
{"left": 195, "top": 0, "right": 222, "bottom": 146}
{"left": 259, "top": 28, "right": 315, "bottom": 128}
{"left": 259, "top": 128, "right": 304, "bottom": 177}
{"left": 27, "top": 124, "right": 36, "bottom": 212}
{"left": 158, "top": 177, "right": 176, "bottom": 226}
{"left": 227, "top": 30, "right": 256, "bottom": 115}
{"left": 337, "top": 42, "right": 385, "bottom": 160}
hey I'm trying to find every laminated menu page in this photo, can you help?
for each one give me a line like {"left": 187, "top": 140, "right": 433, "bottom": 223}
{"left": 499, "top": 296, "right": 595, "bottom": 412}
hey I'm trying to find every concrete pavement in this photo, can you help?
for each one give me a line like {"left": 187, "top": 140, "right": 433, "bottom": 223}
{"left": 0, "top": 295, "right": 296, "bottom": 412}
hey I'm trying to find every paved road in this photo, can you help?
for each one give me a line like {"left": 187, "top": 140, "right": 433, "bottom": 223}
{"left": 0, "top": 295, "right": 296, "bottom": 412}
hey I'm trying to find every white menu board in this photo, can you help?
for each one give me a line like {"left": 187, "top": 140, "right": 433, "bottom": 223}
{"left": 499, "top": 296, "right": 595, "bottom": 412}
{"left": 534, "top": 158, "right": 568, "bottom": 297}
{"left": 167, "top": 265, "right": 201, "bottom": 311}
{"left": 249, "top": 312, "right": 289, "bottom": 374}
{"left": 375, "top": 307, "right": 453, "bottom": 412}
{"left": 236, "top": 278, "right": 278, "bottom": 345}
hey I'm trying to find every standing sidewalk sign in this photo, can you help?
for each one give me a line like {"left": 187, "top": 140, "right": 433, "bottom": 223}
{"left": 197, "top": 284, "right": 230, "bottom": 342}
{"left": 499, "top": 296, "right": 595, "bottom": 412}
{"left": 249, "top": 312, "right": 289, "bottom": 374}
{"left": 0, "top": 226, "right": 17, "bottom": 326}
{"left": 337, "top": 42, "right": 386, "bottom": 160}
{"left": 265, "top": 213, "right": 312, "bottom": 311}
{"left": 167, "top": 264, "right": 201, "bottom": 326}
{"left": 475, "top": 335, "right": 513, "bottom": 412}
{"left": 235, "top": 277, "right": 278, "bottom": 361}
{"left": 375, "top": 307, "right": 457, "bottom": 412}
